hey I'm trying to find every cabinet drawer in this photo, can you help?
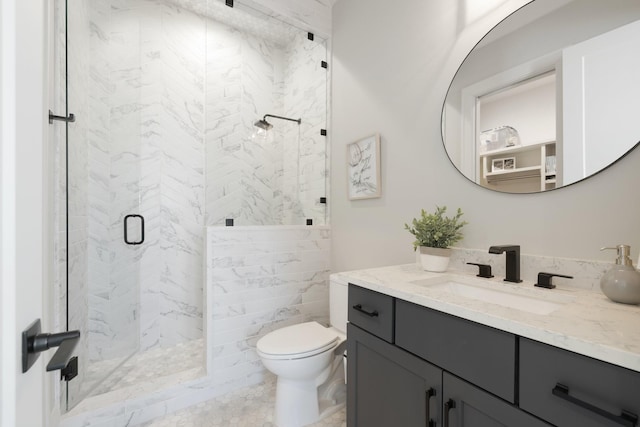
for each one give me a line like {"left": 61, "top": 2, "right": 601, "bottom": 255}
{"left": 348, "top": 285, "right": 395, "bottom": 343}
{"left": 395, "top": 300, "right": 516, "bottom": 402}
{"left": 520, "top": 338, "right": 640, "bottom": 427}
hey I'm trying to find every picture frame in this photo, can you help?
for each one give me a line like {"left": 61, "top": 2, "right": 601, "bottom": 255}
{"left": 347, "top": 133, "right": 381, "bottom": 200}
{"left": 492, "top": 156, "right": 515, "bottom": 172}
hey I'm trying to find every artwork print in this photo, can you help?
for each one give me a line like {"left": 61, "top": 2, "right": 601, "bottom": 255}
{"left": 348, "top": 134, "right": 381, "bottom": 200}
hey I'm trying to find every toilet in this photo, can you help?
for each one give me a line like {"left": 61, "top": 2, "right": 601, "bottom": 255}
{"left": 257, "top": 277, "right": 348, "bottom": 427}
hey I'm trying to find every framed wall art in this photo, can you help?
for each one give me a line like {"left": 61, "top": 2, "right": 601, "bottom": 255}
{"left": 347, "top": 133, "right": 381, "bottom": 200}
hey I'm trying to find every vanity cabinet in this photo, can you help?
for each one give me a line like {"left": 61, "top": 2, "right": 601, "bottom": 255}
{"left": 347, "top": 284, "right": 550, "bottom": 427}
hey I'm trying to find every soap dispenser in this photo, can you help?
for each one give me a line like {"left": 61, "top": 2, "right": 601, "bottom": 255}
{"left": 600, "top": 245, "right": 640, "bottom": 305}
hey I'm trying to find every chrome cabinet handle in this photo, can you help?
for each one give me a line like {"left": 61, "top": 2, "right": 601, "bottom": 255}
{"left": 552, "top": 384, "right": 638, "bottom": 427}
{"left": 352, "top": 304, "right": 379, "bottom": 317}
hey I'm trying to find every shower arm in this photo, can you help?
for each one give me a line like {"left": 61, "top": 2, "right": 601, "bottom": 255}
{"left": 263, "top": 114, "right": 301, "bottom": 125}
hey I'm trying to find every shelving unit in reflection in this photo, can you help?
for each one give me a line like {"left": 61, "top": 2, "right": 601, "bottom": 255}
{"left": 480, "top": 140, "right": 557, "bottom": 193}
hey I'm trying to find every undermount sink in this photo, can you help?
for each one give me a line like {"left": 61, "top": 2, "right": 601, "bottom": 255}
{"left": 411, "top": 276, "right": 575, "bottom": 315}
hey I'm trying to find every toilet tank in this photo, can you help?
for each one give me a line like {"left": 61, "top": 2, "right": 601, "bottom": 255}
{"left": 329, "top": 275, "right": 348, "bottom": 333}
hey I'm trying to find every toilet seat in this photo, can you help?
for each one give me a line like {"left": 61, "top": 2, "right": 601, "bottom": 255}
{"left": 257, "top": 321, "right": 339, "bottom": 360}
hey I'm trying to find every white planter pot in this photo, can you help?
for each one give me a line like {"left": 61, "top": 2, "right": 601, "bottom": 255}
{"left": 419, "top": 247, "right": 452, "bottom": 272}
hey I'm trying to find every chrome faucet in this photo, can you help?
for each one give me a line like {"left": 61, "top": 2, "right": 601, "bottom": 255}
{"left": 488, "top": 245, "right": 522, "bottom": 283}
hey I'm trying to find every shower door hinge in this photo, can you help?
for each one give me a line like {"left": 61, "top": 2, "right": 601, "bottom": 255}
{"left": 225, "top": 0, "right": 233, "bottom": 7}
{"left": 48, "top": 110, "right": 76, "bottom": 124}
{"left": 321, "top": 61, "right": 328, "bottom": 69}
{"left": 308, "top": 32, "right": 314, "bottom": 41}
{"left": 320, "top": 129, "right": 327, "bottom": 136}
{"left": 62, "top": 356, "right": 78, "bottom": 382}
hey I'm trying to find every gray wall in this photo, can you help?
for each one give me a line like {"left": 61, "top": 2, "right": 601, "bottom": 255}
{"left": 330, "top": 0, "right": 640, "bottom": 273}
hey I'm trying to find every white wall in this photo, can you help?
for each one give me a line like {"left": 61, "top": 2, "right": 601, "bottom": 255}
{"left": 1, "top": 0, "right": 48, "bottom": 425}
{"left": 330, "top": 0, "right": 640, "bottom": 273}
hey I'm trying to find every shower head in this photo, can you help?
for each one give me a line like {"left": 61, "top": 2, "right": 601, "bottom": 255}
{"left": 254, "top": 114, "right": 301, "bottom": 129}
{"left": 254, "top": 118, "right": 273, "bottom": 130}
{"left": 251, "top": 114, "right": 301, "bottom": 143}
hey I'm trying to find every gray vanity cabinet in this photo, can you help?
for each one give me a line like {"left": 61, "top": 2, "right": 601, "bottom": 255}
{"left": 347, "top": 284, "right": 639, "bottom": 427}
{"left": 348, "top": 284, "right": 549, "bottom": 427}
{"left": 347, "top": 323, "right": 442, "bottom": 427}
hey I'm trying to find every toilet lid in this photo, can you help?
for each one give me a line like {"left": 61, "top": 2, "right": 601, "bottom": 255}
{"left": 257, "top": 321, "right": 339, "bottom": 357}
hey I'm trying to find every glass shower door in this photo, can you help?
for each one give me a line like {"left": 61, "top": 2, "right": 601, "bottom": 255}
{"left": 65, "top": 0, "right": 143, "bottom": 409}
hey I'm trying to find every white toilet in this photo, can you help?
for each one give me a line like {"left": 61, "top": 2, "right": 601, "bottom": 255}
{"left": 256, "top": 277, "right": 348, "bottom": 427}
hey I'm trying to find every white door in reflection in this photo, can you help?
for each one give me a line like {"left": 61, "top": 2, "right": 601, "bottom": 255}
{"left": 563, "top": 19, "right": 640, "bottom": 184}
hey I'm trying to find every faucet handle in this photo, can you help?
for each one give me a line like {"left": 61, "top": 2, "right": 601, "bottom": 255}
{"left": 535, "top": 272, "right": 573, "bottom": 289}
{"left": 467, "top": 263, "right": 494, "bottom": 278}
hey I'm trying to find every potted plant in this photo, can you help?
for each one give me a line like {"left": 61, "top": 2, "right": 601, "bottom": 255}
{"left": 404, "top": 206, "right": 467, "bottom": 272}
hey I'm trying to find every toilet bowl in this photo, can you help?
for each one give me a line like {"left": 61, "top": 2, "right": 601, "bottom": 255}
{"left": 256, "top": 277, "right": 348, "bottom": 427}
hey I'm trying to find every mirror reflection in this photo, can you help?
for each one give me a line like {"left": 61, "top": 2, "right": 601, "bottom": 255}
{"left": 443, "top": 0, "right": 640, "bottom": 193}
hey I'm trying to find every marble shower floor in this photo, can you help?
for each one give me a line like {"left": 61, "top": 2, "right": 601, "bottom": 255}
{"left": 141, "top": 375, "right": 347, "bottom": 427}
{"left": 84, "top": 338, "right": 205, "bottom": 397}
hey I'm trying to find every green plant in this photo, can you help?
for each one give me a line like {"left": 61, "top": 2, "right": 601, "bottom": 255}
{"left": 404, "top": 206, "right": 467, "bottom": 249}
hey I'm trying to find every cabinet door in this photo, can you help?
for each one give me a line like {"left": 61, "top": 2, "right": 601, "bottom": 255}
{"left": 442, "top": 373, "right": 551, "bottom": 427}
{"left": 347, "top": 323, "right": 442, "bottom": 427}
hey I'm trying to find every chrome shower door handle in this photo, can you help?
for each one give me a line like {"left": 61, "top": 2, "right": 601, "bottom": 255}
{"left": 124, "top": 214, "right": 145, "bottom": 245}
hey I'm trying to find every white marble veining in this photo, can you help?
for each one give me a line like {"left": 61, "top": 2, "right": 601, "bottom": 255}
{"left": 334, "top": 262, "right": 640, "bottom": 372}
{"left": 205, "top": 17, "right": 328, "bottom": 227}
{"left": 206, "top": 225, "right": 331, "bottom": 392}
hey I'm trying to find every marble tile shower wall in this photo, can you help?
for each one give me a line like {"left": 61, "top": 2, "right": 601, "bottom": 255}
{"left": 204, "top": 18, "right": 283, "bottom": 225}
{"left": 207, "top": 226, "right": 331, "bottom": 391}
{"left": 282, "top": 32, "right": 328, "bottom": 225}
{"left": 204, "top": 23, "right": 328, "bottom": 226}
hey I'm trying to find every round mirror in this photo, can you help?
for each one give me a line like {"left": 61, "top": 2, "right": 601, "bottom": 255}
{"left": 442, "top": 0, "right": 640, "bottom": 193}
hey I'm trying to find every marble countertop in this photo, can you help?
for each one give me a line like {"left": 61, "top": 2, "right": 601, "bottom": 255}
{"left": 333, "top": 263, "right": 640, "bottom": 373}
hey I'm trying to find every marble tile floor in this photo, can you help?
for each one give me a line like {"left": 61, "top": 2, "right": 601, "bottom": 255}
{"left": 84, "top": 338, "right": 205, "bottom": 397}
{"left": 141, "top": 375, "right": 347, "bottom": 427}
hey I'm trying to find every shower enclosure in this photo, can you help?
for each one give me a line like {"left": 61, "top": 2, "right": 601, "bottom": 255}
{"left": 55, "top": 0, "right": 328, "bottom": 412}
